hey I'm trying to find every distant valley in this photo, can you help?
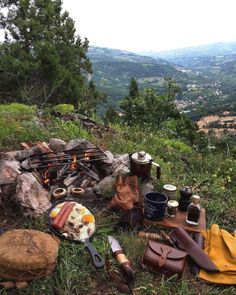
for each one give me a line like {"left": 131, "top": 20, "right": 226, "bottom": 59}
{"left": 89, "top": 42, "right": 236, "bottom": 122}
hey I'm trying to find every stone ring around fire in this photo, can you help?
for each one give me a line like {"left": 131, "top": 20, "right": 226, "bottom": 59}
{"left": 52, "top": 188, "right": 67, "bottom": 199}
{"left": 71, "top": 187, "right": 85, "bottom": 197}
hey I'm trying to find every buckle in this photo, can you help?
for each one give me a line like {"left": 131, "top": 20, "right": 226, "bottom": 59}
{"left": 158, "top": 245, "right": 171, "bottom": 268}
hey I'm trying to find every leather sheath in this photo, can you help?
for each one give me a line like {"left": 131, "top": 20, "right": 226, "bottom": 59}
{"left": 170, "top": 227, "right": 219, "bottom": 272}
{"left": 188, "top": 233, "right": 205, "bottom": 275}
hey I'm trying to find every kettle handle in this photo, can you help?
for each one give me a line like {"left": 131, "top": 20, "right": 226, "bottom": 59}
{"left": 152, "top": 162, "right": 161, "bottom": 179}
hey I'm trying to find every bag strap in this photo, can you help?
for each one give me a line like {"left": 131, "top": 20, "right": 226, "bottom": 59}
{"left": 158, "top": 245, "right": 171, "bottom": 268}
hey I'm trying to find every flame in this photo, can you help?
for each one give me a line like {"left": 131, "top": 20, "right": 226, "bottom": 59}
{"left": 70, "top": 154, "right": 78, "bottom": 170}
{"left": 44, "top": 163, "right": 52, "bottom": 185}
{"left": 84, "top": 152, "right": 90, "bottom": 161}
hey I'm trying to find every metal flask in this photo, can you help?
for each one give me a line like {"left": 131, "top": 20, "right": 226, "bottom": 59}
{"left": 130, "top": 151, "right": 161, "bottom": 180}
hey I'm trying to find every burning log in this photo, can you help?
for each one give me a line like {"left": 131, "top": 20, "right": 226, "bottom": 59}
{"left": 63, "top": 171, "right": 80, "bottom": 187}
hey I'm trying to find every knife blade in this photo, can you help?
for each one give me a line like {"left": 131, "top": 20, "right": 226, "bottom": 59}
{"left": 108, "top": 235, "right": 135, "bottom": 282}
{"left": 170, "top": 227, "right": 219, "bottom": 272}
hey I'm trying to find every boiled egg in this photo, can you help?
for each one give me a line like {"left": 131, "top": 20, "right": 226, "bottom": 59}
{"left": 50, "top": 207, "right": 61, "bottom": 218}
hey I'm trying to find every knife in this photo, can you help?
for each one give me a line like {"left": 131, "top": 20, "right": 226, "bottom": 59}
{"left": 108, "top": 235, "right": 135, "bottom": 283}
{"left": 170, "top": 227, "right": 219, "bottom": 272}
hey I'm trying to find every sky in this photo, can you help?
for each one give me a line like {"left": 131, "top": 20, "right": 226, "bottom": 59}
{"left": 62, "top": 0, "right": 236, "bottom": 52}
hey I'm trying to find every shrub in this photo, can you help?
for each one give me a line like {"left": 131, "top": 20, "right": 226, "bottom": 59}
{"left": 53, "top": 104, "right": 75, "bottom": 114}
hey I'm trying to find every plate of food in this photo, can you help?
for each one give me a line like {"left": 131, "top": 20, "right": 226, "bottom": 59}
{"left": 48, "top": 199, "right": 104, "bottom": 268}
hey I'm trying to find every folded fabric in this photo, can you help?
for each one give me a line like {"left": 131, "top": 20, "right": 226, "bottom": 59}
{"left": 198, "top": 224, "right": 236, "bottom": 284}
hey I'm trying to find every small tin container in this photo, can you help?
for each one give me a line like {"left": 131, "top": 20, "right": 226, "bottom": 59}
{"left": 167, "top": 200, "right": 179, "bottom": 217}
{"left": 163, "top": 184, "right": 177, "bottom": 200}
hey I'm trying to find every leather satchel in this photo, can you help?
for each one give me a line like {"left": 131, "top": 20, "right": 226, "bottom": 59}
{"left": 141, "top": 240, "right": 187, "bottom": 278}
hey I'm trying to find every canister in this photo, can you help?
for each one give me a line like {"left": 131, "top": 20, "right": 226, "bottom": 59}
{"left": 163, "top": 184, "right": 177, "bottom": 200}
{"left": 167, "top": 200, "right": 179, "bottom": 217}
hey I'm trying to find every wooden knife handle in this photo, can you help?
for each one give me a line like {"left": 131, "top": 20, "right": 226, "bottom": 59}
{"left": 114, "top": 250, "right": 135, "bottom": 281}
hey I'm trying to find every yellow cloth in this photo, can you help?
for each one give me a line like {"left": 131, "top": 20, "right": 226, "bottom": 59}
{"left": 198, "top": 224, "right": 236, "bottom": 284}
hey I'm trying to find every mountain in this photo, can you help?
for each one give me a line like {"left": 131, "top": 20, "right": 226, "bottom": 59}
{"left": 89, "top": 46, "right": 210, "bottom": 112}
{"left": 139, "top": 41, "right": 236, "bottom": 60}
{"left": 89, "top": 44, "right": 236, "bottom": 118}
{"left": 138, "top": 41, "right": 236, "bottom": 116}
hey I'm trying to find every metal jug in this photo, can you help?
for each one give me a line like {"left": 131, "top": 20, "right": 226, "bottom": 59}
{"left": 129, "top": 151, "right": 161, "bottom": 180}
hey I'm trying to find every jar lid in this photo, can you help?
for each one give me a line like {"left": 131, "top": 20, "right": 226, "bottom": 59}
{"left": 131, "top": 151, "right": 152, "bottom": 164}
{"left": 191, "top": 195, "right": 200, "bottom": 204}
{"left": 163, "top": 184, "right": 177, "bottom": 191}
{"left": 167, "top": 200, "right": 179, "bottom": 207}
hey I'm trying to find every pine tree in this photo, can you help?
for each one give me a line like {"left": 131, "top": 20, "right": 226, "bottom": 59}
{"left": 120, "top": 78, "right": 181, "bottom": 128}
{"left": 120, "top": 77, "right": 139, "bottom": 126}
{"left": 129, "top": 77, "right": 139, "bottom": 98}
{"left": 0, "top": 0, "right": 103, "bottom": 111}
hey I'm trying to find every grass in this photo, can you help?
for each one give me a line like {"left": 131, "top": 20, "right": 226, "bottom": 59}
{"left": 0, "top": 104, "right": 236, "bottom": 294}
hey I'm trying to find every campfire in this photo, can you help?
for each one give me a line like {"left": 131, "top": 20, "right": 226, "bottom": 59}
{"left": 28, "top": 147, "right": 107, "bottom": 187}
{"left": 0, "top": 138, "right": 129, "bottom": 217}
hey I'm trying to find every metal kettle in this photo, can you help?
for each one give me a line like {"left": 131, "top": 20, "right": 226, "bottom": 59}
{"left": 129, "top": 151, "right": 161, "bottom": 180}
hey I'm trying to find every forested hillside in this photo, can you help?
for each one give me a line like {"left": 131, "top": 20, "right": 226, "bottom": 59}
{"left": 88, "top": 46, "right": 187, "bottom": 109}
{"left": 89, "top": 46, "right": 236, "bottom": 119}
{"left": 141, "top": 41, "right": 236, "bottom": 116}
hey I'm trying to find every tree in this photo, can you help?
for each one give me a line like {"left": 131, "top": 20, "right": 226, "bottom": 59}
{"left": 120, "top": 78, "right": 180, "bottom": 129}
{"left": 0, "top": 0, "right": 104, "bottom": 111}
{"left": 164, "top": 77, "right": 181, "bottom": 100}
{"left": 120, "top": 77, "right": 139, "bottom": 125}
{"left": 103, "top": 106, "right": 120, "bottom": 125}
{"left": 129, "top": 77, "right": 139, "bottom": 98}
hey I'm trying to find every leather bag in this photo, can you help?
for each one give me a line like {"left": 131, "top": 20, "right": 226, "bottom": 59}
{"left": 141, "top": 240, "right": 187, "bottom": 278}
{"left": 109, "top": 175, "right": 140, "bottom": 211}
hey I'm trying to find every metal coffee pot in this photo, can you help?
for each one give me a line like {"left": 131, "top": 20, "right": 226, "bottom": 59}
{"left": 130, "top": 151, "right": 161, "bottom": 180}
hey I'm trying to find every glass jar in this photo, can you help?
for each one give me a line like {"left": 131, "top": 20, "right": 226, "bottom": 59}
{"left": 167, "top": 200, "right": 179, "bottom": 217}
{"left": 186, "top": 195, "right": 201, "bottom": 225}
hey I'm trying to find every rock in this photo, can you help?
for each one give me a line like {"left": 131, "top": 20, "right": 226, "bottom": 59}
{"left": 28, "top": 146, "right": 44, "bottom": 156}
{"left": 15, "top": 150, "right": 29, "bottom": 161}
{"left": 16, "top": 173, "right": 51, "bottom": 217}
{"left": 0, "top": 183, "right": 17, "bottom": 205}
{"left": 1, "top": 152, "right": 17, "bottom": 161}
{"left": 64, "top": 139, "right": 95, "bottom": 151}
{"left": 84, "top": 187, "right": 94, "bottom": 197}
{"left": 112, "top": 154, "right": 130, "bottom": 176}
{"left": 20, "top": 159, "right": 31, "bottom": 170}
{"left": 98, "top": 150, "right": 116, "bottom": 176}
{"left": 0, "top": 160, "right": 21, "bottom": 185}
{"left": 140, "top": 181, "right": 154, "bottom": 196}
{"left": 16, "top": 146, "right": 43, "bottom": 161}
{"left": 101, "top": 150, "right": 115, "bottom": 165}
{"left": 49, "top": 138, "right": 66, "bottom": 152}
{"left": 93, "top": 176, "right": 115, "bottom": 195}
